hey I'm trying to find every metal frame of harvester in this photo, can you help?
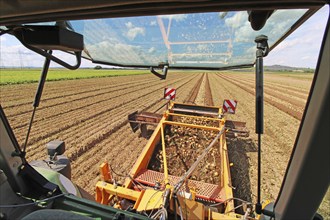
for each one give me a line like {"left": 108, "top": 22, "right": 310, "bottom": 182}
{"left": 95, "top": 101, "right": 248, "bottom": 219}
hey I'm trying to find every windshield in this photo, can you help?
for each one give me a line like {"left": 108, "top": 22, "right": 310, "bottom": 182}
{"left": 67, "top": 9, "right": 308, "bottom": 68}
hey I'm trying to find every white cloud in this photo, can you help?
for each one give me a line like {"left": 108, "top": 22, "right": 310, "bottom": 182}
{"left": 246, "top": 46, "right": 256, "bottom": 55}
{"left": 0, "top": 34, "right": 93, "bottom": 68}
{"left": 87, "top": 40, "right": 162, "bottom": 65}
{"left": 124, "top": 22, "right": 145, "bottom": 40}
{"left": 274, "top": 36, "right": 314, "bottom": 51}
{"left": 265, "top": 36, "right": 321, "bottom": 68}
{"left": 126, "top": 27, "right": 145, "bottom": 40}
{"left": 224, "top": 10, "right": 307, "bottom": 44}
{"left": 87, "top": 41, "right": 141, "bottom": 63}
{"left": 264, "top": 6, "right": 328, "bottom": 68}
{"left": 150, "top": 21, "right": 157, "bottom": 26}
{"left": 83, "top": 19, "right": 157, "bottom": 65}
{"left": 125, "top": 22, "right": 133, "bottom": 29}
{"left": 218, "top": 12, "right": 228, "bottom": 19}
{"left": 197, "top": 44, "right": 208, "bottom": 51}
{"left": 160, "top": 14, "right": 188, "bottom": 21}
{"left": 0, "top": 35, "right": 7, "bottom": 43}
{"left": 225, "top": 12, "right": 247, "bottom": 29}
{"left": 0, "top": 38, "right": 43, "bottom": 67}
{"left": 301, "top": 56, "right": 310, "bottom": 60}
{"left": 148, "top": 47, "right": 156, "bottom": 53}
{"left": 221, "top": 7, "right": 328, "bottom": 68}
{"left": 0, "top": 6, "right": 328, "bottom": 69}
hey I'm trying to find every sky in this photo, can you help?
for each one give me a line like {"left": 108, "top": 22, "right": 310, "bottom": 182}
{"left": 264, "top": 6, "right": 329, "bottom": 68}
{"left": 0, "top": 6, "right": 328, "bottom": 69}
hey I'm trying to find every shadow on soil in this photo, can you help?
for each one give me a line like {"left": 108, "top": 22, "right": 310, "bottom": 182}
{"left": 226, "top": 137, "right": 257, "bottom": 213}
{"left": 138, "top": 128, "right": 155, "bottom": 139}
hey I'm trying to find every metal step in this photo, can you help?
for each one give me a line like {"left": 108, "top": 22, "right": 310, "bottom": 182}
{"left": 135, "top": 169, "right": 225, "bottom": 202}
{"left": 225, "top": 120, "right": 249, "bottom": 137}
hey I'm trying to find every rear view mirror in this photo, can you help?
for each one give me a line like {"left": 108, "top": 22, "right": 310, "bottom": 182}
{"left": 12, "top": 25, "right": 83, "bottom": 69}
{"left": 19, "top": 25, "right": 83, "bottom": 51}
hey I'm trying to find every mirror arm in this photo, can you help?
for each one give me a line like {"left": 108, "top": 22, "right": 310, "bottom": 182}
{"left": 19, "top": 41, "right": 82, "bottom": 70}
{"left": 150, "top": 65, "right": 168, "bottom": 80}
{"left": 12, "top": 28, "right": 82, "bottom": 70}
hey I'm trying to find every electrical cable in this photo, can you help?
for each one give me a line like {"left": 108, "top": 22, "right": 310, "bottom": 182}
{"left": 225, "top": 203, "right": 246, "bottom": 214}
{"left": 0, "top": 193, "right": 68, "bottom": 208}
{"left": 151, "top": 207, "right": 168, "bottom": 219}
{"left": 209, "top": 197, "right": 252, "bottom": 207}
{"left": 107, "top": 163, "right": 169, "bottom": 218}
{"left": 109, "top": 164, "right": 146, "bottom": 190}
{"left": 129, "top": 178, "right": 143, "bottom": 191}
{"left": 147, "top": 191, "right": 164, "bottom": 218}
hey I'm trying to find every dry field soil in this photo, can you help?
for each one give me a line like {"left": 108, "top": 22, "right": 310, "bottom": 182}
{"left": 1, "top": 71, "right": 327, "bottom": 216}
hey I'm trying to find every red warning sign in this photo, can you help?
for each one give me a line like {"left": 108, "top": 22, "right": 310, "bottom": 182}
{"left": 164, "top": 88, "right": 176, "bottom": 100}
{"left": 222, "top": 99, "right": 237, "bottom": 114}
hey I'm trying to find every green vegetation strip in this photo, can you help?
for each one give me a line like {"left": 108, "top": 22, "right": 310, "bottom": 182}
{"left": 0, "top": 69, "right": 313, "bottom": 85}
{"left": 0, "top": 69, "right": 149, "bottom": 85}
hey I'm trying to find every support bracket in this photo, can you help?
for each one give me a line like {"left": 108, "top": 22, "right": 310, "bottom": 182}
{"left": 150, "top": 64, "right": 168, "bottom": 80}
{"left": 11, "top": 25, "right": 83, "bottom": 70}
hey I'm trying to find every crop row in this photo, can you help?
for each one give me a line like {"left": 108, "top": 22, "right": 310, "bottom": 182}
{"left": 25, "top": 74, "right": 199, "bottom": 162}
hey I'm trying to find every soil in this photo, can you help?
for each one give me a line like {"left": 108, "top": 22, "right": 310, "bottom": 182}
{"left": 208, "top": 72, "right": 310, "bottom": 204}
{"left": 217, "top": 74, "right": 305, "bottom": 120}
{"left": 1, "top": 71, "right": 317, "bottom": 211}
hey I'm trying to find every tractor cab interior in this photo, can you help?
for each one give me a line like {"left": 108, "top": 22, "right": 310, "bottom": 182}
{"left": 0, "top": 1, "right": 329, "bottom": 219}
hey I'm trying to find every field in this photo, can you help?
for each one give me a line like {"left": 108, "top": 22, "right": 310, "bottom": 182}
{"left": 0, "top": 68, "right": 148, "bottom": 85}
{"left": 1, "top": 70, "right": 328, "bottom": 216}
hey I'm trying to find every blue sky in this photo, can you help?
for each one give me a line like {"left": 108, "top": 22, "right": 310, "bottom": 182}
{"left": 0, "top": 6, "right": 328, "bottom": 69}
{"left": 264, "top": 6, "right": 329, "bottom": 68}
